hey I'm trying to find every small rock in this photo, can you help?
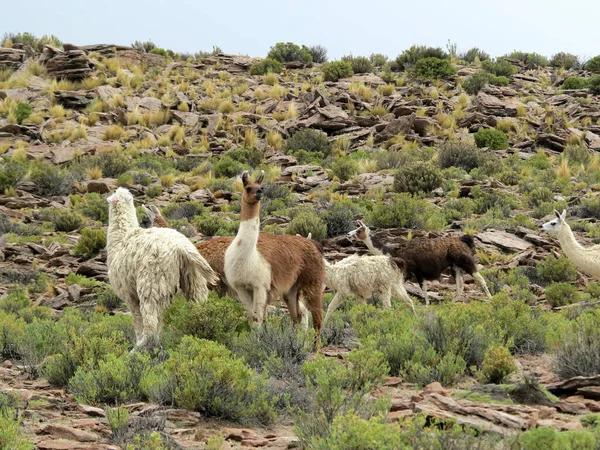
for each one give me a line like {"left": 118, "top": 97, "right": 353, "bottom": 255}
{"left": 41, "top": 424, "right": 100, "bottom": 442}
{"left": 2, "top": 360, "right": 12, "bottom": 368}
{"left": 422, "top": 382, "right": 450, "bottom": 397}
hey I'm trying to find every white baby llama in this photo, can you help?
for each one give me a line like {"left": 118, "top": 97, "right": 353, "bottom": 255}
{"left": 107, "top": 188, "right": 218, "bottom": 349}
{"left": 541, "top": 209, "right": 600, "bottom": 278}
{"left": 323, "top": 254, "right": 415, "bottom": 325}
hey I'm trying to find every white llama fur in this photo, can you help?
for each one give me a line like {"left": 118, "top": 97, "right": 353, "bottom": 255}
{"left": 106, "top": 187, "right": 217, "bottom": 349}
{"left": 541, "top": 209, "right": 600, "bottom": 278}
{"left": 323, "top": 254, "right": 415, "bottom": 325}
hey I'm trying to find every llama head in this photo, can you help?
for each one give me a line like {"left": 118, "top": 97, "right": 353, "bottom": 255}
{"left": 347, "top": 220, "right": 369, "bottom": 241}
{"left": 240, "top": 170, "right": 265, "bottom": 205}
{"left": 142, "top": 204, "right": 161, "bottom": 223}
{"left": 107, "top": 187, "right": 134, "bottom": 207}
{"left": 540, "top": 209, "right": 567, "bottom": 235}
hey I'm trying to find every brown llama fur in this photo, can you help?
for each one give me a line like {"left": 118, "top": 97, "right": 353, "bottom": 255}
{"left": 348, "top": 220, "right": 491, "bottom": 305}
{"left": 144, "top": 201, "right": 321, "bottom": 329}
{"left": 224, "top": 171, "right": 325, "bottom": 348}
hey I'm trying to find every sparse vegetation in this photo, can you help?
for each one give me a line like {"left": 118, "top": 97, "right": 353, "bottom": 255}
{"left": 321, "top": 60, "right": 354, "bottom": 81}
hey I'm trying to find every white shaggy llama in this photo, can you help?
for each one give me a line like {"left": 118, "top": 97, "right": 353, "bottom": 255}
{"left": 541, "top": 209, "right": 600, "bottom": 278}
{"left": 106, "top": 187, "right": 217, "bottom": 349}
{"left": 323, "top": 254, "right": 415, "bottom": 325}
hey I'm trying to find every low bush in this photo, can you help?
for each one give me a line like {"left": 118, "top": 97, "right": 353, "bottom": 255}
{"left": 437, "top": 142, "right": 483, "bottom": 171}
{"left": 474, "top": 128, "right": 509, "bottom": 150}
{"left": 29, "top": 163, "right": 75, "bottom": 196}
{"left": 366, "top": 193, "right": 446, "bottom": 230}
{"left": 554, "top": 310, "right": 600, "bottom": 379}
{"left": 69, "top": 352, "right": 149, "bottom": 405}
{"left": 249, "top": 58, "right": 283, "bottom": 76}
{"left": 286, "top": 208, "right": 327, "bottom": 241}
{"left": 463, "top": 72, "right": 509, "bottom": 94}
{"left": 330, "top": 157, "right": 358, "bottom": 181}
{"left": 0, "top": 393, "right": 33, "bottom": 450}
{"left": 477, "top": 345, "right": 517, "bottom": 384}
{"left": 212, "top": 156, "right": 247, "bottom": 178}
{"left": 394, "top": 161, "right": 443, "bottom": 194}
{"left": 585, "top": 56, "right": 600, "bottom": 73}
{"left": 285, "top": 129, "right": 331, "bottom": 157}
{"left": 588, "top": 75, "right": 600, "bottom": 95}
{"left": 75, "top": 151, "right": 132, "bottom": 178}
{"left": 321, "top": 60, "right": 354, "bottom": 82}
{"left": 394, "top": 45, "right": 448, "bottom": 71}
{"left": 322, "top": 200, "right": 362, "bottom": 238}
{"left": 482, "top": 58, "right": 517, "bottom": 77}
{"left": 508, "top": 51, "right": 548, "bottom": 67}
{"left": 73, "top": 193, "right": 109, "bottom": 224}
{"left": 48, "top": 209, "right": 83, "bottom": 232}
{"left": 142, "top": 336, "right": 277, "bottom": 424}
{"left": 0, "top": 159, "right": 29, "bottom": 191}
{"left": 460, "top": 47, "right": 490, "bottom": 63}
{"left": 164, "top": 294, "right": 249, "bottom": 347}
{"left": 412, "top": 57, "right": 456, "bottom": 79}
{"left": 341, "top": 55, "right": 373, "bottom": 74}
{"left": 545, "top": 282, "right": 582, "bottom": 307}
{"left": 73, "top": 228, "right": 107, "bottom": 257}
{"left": 267, "top": 42, "right": 312, "bottom": 63}
{"left": 307, "top": 45, "right": 328, "bottom": 64}
{"left": 562, "top": 77, "right": 588, "bottom": 90}
{"left": 550, "top": 52, "right": 580, "bottom": 69}
{"left": 13, "top": 102, "right": 32, "bottom": 124}
{"left": 536, "top": 255, "right": 578, "bottom": 284}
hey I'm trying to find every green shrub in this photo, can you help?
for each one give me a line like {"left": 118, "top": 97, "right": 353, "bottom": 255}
{"left": 554, "top": 310, "right": 600, "bottom": 379}
{"left": 29, "top": 163, "right": 74, "bottom": 196}
{"left": 412, "top": 57, "right": 456, "bottom": 79}
{"left": 228, "top": 147, "right": 263, "bottom": 168}
{"left": 437, "top": 142, "right": 483, "bottom": 171}
{"left": 75, "top": 151, "right": 133, "bottom": 178}
{"left": 0, "top": 313, "right": 26, "bottom": 358}
{"left": 545, "top": 283, "right": 582, "bottom": 307}
{"left": 285, "top": 129, "right": 331, "bottom": 157}
{"left": 0, "top": 290, "right": 29, "bottom": 315}
{"left": 508, "top": 51, "right": 548, "bottom": 67}
{"left": 2, "top": 31, "right": 62, "bottom": 53}
{"left": 73, "top": 228, "right": 107, "bottom": 257}
{"left": 322, "top": 200, "right": 361, "bottom": 238}
{"left": 330, "top": 157, "right": 358, "bottom": 181}
{"left": 394, "top": 161, "right": 442, "bottom": 194}
{"left": 294, "top": 347, "right": 390, "bottom": 445}
{"left": 477, "top": 345, "right": 517, "bottom": 384}
{"left": 562, "top": 77, "right": 588, "bottom": 90}
{"left": 369, "top": 53, "right": 388, "bottom": 66}
{"left": 536, "top": 255, "right": 578, "bottom": 284}
{"left": 588, "top": 75, "right": 600, "bottom": 95}
{"left": 164, "top": 294, "right": 249, "bottom": 346}
{"left": 527, "top": 187, "right": 553, "bottom": 207}
{"left": 13, "top": 102, "right": 32, "bottom": 124}
{"left": 149, "top": 47, "right": 168, "bottom": 57}
{"left": 0, "top": 159, "right": 29, "bottom": 191}
{"left": 142, "top": 336, "right": 277, "bottom": 424}
{"left": 460, "top": 47, "right": 490, "bottom": 63}
{"left": 321, "top": 61, "right": 354, "bottom": 82}
{"left": 192, "top": 213, "right": 237, "bottom": 236}
{"left": 366, "top": 193, "right": 445, "bottom": 230}
{"left": 550, "top": 52, "right": 580, "bottom": 69}
{"left": 0, "top": 398, "right": 34, "bottom": 450}
{"left": 69, "top": 352, "right": 149, "bottom": 405}
{"left": 463, "top": 72, "right": 509, "bottom": 94}
{"left": 267, "top": 42, "right": 312, "bottom": 63}
{"left": 585, "top": 56, "right": 600, "bottom": 73}
{"left": 72, "top": 193, "right": 109, "bottom": 224}
{"left": 212, "top": 156, "right": 247, "bottom": 178}
{"left": 96, "top": 285, "right": 121, "bottom": 310}
{"left": 394, "top": 45, "right": 448, "bottom": 71}
{"left": 341, "top": 55, "right": 373, "bottom": 74}
{"left": 308, "top": 45, "right": 328, "bottom": 64}
{"left": 49, "top": 209, "right": 83, "bottom": 232}
{"left": 473, "top": 128, "right": 509, "bottom": 150}
{"left": 482, "top": 58, "right": 517, "bottom": 77}
{"left": 286, "top": 209, "right": 327, "bottom": 241}
{"left": 249, "top": 58, "right": 283, "bottom": 76}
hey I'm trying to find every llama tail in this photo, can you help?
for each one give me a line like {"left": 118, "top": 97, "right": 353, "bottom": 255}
{"left": 459, "top": 234, "right": 475, "bottom": 250}
{"left": 178, "top": 246, "right": 219, "bottom": 302}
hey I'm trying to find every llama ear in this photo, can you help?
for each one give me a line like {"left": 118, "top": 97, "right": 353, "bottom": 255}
{"left": 256, "top": 170, "right": 265, "bottom": 184}
{"left": 150, "top": 205, "right": 160, "bottom": 215}
{"left": 554, "top": 209, "right": 561, "bottom": 219}
{"left": 560, "top": 209, "right": 567, "bottom": 220}
{"left": 241, "top": 171, "right": 250, "bottom": 186}
{"left": 142, "top": 204, "right": 151, "bottom": 215}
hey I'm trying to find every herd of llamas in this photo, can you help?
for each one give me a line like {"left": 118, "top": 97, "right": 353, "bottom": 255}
{"left": 106, "top": 172, "right": 596, "bottom": 351}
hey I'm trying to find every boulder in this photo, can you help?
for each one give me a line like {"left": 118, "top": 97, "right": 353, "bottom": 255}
{"left": 40, "top": 45, "right": 93, "bottom": 80}
{"left": 0, "top": 48, "right": 26, "bottom": 70}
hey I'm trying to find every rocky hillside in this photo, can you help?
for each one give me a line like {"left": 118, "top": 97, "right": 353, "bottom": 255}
{"left": 3, "top": 40, "right": 600, "bottom": 449}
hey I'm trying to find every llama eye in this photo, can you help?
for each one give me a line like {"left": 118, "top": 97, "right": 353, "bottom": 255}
{"left": 551, "top": 222, "right": 556, "bottom": 225}
{"left": 245, "top": 187, "right": 251, "bottom": 193}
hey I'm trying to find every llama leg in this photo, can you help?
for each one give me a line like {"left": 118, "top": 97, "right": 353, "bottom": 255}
{"left": 303, "top": 285, "right": 323, "bottom": 351}
{"left": 139, "top": 300, "right": 162, "bottom": 349}
{"left": 234, "top": 287, "right": 254, "bottom": 318}
{"left": 251, "top": 287, "right": 269, "bottom": 323}
{"left": 284, "top": 285, "right": 302, "bottom": 326}
{"left": 453, "top": 267, "right": 464, "bottom": 302}
{"left": 324, "top": 292, "right": 344, "bottom": 325}
{"left": 421, "top": 281, "right": 429, "bottom": 306}
{"left": 380, "top": 288, "right": 392, "bottom": 309}
{"left": 393, "top": 283, "right": 415, "bottom": 314}
{"left": 299, "top": 301, "right": 310, "bottom": 329}
{"left": 473, "top": 272, "right": 492, "bottom": 299}
{"left": 125, "top": 295, "right": 143, "bottom": 345}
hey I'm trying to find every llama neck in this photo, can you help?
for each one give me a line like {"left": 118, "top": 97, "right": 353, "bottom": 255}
{"left": 363, "top": 234, "right": 384, "bottom": 256}
{"left": 107, "top": 205, "right": 139, "bottom": 245}
{"left": 232, "top": 200, "right": 260, "bottom": 252}
{"left": 557, "top": 225, "right": 592, "bottom": 268}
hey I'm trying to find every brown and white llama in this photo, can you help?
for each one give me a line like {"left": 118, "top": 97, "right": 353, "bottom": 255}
{"left": 348, "top": 220, "right": 492, "bottom": 304}
{"left": 224, "top": 171, "right": 325, "bottom": 345}
{"left": 142, "top": 203, "right": 314, "bottom": 327}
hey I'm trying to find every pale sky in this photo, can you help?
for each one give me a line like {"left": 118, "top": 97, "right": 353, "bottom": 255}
{"left": 3, "top": 0, "right": 599, "bottom": 61}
